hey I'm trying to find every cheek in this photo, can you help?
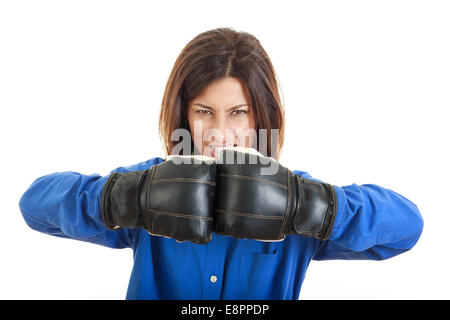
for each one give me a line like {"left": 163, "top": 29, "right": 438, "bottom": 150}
{"left": 231, "top": 121, "right": 257, "bottom": 148}
{"left": 188, "top": 117, "right": 206, "bottom": 151}
{"left": 241, "top": 110, "right": 256, "bottom": 131}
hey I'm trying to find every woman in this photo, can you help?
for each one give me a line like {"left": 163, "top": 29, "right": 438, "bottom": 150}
{"left": 18, "top": 27, "right": 424, "bottom": 299}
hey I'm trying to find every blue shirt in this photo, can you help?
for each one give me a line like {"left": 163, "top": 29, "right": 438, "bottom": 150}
{"left": 18, "top": 157, "right": 424, "bottom": 299}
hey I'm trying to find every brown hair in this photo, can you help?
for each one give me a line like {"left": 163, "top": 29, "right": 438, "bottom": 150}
{"left": 158, "top": 27, "right": 285, "bottom": 160}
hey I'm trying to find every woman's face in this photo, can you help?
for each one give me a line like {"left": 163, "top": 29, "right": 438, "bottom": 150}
{"left": 187, "top": 77, "right": 257, "bottom": 158}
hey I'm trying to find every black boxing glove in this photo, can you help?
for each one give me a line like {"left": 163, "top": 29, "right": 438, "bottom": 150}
{"left": 101, "top": 155, "right": 217, "bottom": 244}
{"left": 213, "top": 147, "right": 337, "bottom": 241}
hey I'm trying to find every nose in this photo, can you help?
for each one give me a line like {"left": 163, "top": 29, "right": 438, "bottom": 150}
{"left": 206, "top": 115, "right": 232, "bottom": 145}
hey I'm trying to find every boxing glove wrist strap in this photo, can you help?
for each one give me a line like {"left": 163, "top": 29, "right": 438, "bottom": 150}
{"left": 101, "top": 170, "right": 149, "bottom": 230}
{"left": 284, "top": 174, "right": 337, "bottom": 240}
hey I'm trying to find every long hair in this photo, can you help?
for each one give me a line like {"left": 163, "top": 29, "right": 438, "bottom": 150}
{"left": 158, "top": 27, "right": 285, "bottom": 160}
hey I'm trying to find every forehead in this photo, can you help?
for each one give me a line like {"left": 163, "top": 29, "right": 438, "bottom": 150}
{"left": 190, "top": 77, "right": 251, "bottom": 109}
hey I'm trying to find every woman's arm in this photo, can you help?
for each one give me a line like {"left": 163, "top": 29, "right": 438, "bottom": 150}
{"left": 18, "top": 157, "right": 164, "bottom": 249}
{"left": 292, "top": 170, "right": 424, "bottom": 260}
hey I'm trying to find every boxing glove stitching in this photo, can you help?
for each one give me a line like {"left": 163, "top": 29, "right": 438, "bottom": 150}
{"left": 135, "top": 170, "right": 149, "bottom": 228}
{"left": 314, "top": 183, "right": 334, "bottom": 240}
{"left": 147, "top": 209, "right": 213, "bottom": 221}
{"left": 142, "top": 166, "right": 156, "bottom": 233}
{"left": 318, "top": 184, "right": 338, "bottom": 240}
{"left": 311, "top": 182, "right": 335, "bottom": 240}
{"left": 214, "top": 208, "right": 283, "bottom": 220}
{"left": 279, "top": 169, "right": 293, "bottom": 238}
{"left": 152, "top": 177, "right": 216, "bottom": 186}
{"left": 218, "top": 173, "right": 287, "bottom": 190}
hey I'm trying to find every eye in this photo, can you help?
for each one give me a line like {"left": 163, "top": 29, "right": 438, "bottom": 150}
{"left": 196, "top": 110, "right": 212, "bottom": 115}
{"left": 232, "top": 110, "right": 248, "bottom": 116}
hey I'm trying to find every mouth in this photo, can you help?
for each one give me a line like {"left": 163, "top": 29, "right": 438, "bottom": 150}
{"left": 207, "top": 144, "right": 237, "bottom": 157}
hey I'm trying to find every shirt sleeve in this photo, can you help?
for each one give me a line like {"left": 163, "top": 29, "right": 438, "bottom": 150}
{"left": 292, "top": 170, "right": 424, "bottom": 260}
{"left": 18, "top": 157, "right": 164, "bottom": 249}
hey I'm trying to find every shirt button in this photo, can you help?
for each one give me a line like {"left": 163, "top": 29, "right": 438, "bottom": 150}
{"left": 209, "top": 275, "right": 218, "bottom": 283}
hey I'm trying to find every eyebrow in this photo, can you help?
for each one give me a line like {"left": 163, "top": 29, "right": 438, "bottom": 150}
{"left": 192, "top": 103, "right": 249, "bottom": 112}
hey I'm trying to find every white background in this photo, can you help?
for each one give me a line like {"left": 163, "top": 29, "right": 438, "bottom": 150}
{"left": 1, "top": 0, "right": 449, "bottom": 299}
